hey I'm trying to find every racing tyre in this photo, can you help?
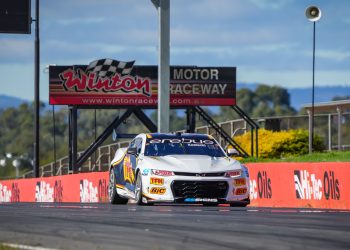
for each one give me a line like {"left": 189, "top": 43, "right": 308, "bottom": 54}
{"left": 203, "top": 203, "right": 219, "bottom": 207}
{"left": 108, "top": 169, "right": 128, "bottom": 204}
{"left": 135, "top": 171, "right": 151, "bottom": 206}
{"left": 229, "top": 198, "right": 250, "bottom": 207}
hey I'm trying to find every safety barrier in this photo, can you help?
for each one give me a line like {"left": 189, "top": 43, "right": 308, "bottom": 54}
{"left": 1, "top": 162, "right": 349, "bottom": 209}
{"left": 0, "top": 172, "right": 109, "bottom": 203}
{"left": 248, "top": 162, "right": 350, "bottom": 209}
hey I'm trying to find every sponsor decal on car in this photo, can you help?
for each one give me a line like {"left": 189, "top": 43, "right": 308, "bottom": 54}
{"left": 150, "top": 177, "right": 164, "bottom": 185}
{"left": 142, "top": 169, "right": 150, "bottom": 176}
{"left": 234, "top": 178, "right": 246, "bottom": 186}
{"left": 184, "top": 198, "right": 218, "bottom": 203}
{"left": 235, "top": 187, "right": 247, "bottom": 195}
{"left": 149, "top": 138, "right": 214, "bottom": 145}
{"left": 149, "top": 187, "right": 166, "bottom": 195}
{"left": 123, "top": 156, "right": 135, "bottom": 184}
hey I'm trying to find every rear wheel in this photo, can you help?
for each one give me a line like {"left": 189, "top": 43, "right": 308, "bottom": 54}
{"left": 108, "top": 169, "right": 128, "bottom": 204}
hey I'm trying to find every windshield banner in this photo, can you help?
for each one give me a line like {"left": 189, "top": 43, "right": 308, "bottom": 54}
{"left": 49, "top": 60, "right": 236, "bottom": 107}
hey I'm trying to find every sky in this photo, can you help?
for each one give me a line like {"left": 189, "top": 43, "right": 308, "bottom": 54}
{"left": 0, "top": 0, "right": 349, "bottom": 102}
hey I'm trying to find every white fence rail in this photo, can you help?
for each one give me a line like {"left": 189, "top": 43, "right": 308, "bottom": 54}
{"left": 19, "top": 112, "right": 349, "bottom": 178}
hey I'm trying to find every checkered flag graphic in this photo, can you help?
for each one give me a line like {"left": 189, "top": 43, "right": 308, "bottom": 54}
{"left": 86, "top": 59, "right": 135, "bottom": 78}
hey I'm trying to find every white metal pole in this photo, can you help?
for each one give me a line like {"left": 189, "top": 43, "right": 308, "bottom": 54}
{"left": 152, "top": 0, "right": 170, "bottom": 133}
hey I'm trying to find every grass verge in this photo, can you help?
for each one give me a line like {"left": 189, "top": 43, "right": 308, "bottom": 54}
{"left": 0, "top": 244, "right": 17, "bottom": 250}
{"left": 240, "top": 150, "right": 350, "bottom": 163}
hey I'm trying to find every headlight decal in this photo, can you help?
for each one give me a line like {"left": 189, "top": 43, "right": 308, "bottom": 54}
{"left": 225, "top": 170, "right": 241, "bottom": 177}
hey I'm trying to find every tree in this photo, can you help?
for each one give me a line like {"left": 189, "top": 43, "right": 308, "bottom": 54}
{"left": 217, "top": 84, "right": 296, "bottom": 122}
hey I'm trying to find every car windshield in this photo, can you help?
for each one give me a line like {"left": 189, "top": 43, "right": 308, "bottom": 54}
{"left": 144, "top": 137, "right": 226, "bottom": 157}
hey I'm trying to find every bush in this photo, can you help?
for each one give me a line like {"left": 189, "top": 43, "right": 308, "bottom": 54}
{"left": 233, "top": 129, "right": 325, "bottom": 159}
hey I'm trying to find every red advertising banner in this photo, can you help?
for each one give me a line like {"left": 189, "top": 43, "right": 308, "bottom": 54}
{"left": 49, "top": 60, "right": 236, "bottom": 107}
{"left": 247, "top": 162, "right": 350, "bottom": 210}
{"left": 0, "top": 172, "right": 108, "bottom": 203}
{"left": 1, "top": 162, "right": 349, "bottom": 210}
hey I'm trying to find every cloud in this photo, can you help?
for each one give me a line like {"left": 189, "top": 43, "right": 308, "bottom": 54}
{"left": 238, "top": 68, "right": 350, "bottom": 88}
{"left": 317, "top": 50, "right": 350, "bottom": 62}
{"left": 183, "top": 0, "right": 249, "bottom": 20}
{"left": 171, "top": 27, "right": 278, "bottom": 46}
{"left": 171, "top": 46, "right": 240, "bottom": 57}
{"left": 56, "top": 17, "right": 105, "bottom": 26}
{"left": 301, "top": 49, "right": 350, "bottom": 62}
{"left": 0, "top": 39, "right": 33, "bottom": 63}
{"left": 101, "top": 45, "right": 156, "bottom": 54}
{"left": 251, "top": 43, "right": 299, "bottom": 53}
{"left": 0, "top": 63, "right": 34, "bottom": 100}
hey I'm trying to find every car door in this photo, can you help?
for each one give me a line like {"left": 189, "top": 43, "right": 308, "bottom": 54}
{"left": 123, "top": 138, "right": 142, "bottom": 192}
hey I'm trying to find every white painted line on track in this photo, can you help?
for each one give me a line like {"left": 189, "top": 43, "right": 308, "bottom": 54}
{"left": 2, "top": 243, "right": 59, "bottom": 250}
{"left": 39, "top": 205, "right": 98, "bottom": 209}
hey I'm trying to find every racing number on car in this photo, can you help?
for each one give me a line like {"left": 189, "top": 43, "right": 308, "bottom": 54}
{"left": 123, "top": 155, "right": 135, "bottom": 184}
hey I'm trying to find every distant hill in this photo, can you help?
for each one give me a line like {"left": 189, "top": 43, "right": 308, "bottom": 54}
{"left": 0, "top": 85, "right": 349, "bottom": 112}
{"left": 0, "top": 95, "right": 52, "bottom": 112}
{"left": 237, "top": 83, "right": 350, "bottom": 110}
{"left": 0, "top": 95, "right": 29, "bottom": 110}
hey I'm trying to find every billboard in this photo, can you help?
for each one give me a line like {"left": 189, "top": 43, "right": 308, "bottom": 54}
{"left": 49, "top": 59, "right": 236, "bottom": 107}
{"left": 0, "top": 0, "right": 31, "bottom": 34}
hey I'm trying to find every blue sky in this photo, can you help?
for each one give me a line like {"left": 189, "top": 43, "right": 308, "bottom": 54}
{"left": 0, "top": 0, "right": 349, "bottom": 102}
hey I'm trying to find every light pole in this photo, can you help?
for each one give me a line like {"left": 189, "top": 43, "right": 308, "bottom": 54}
{"left": 32, "top": 0, "right": 40, "bottom": 177}
{"left": 305, "top": 6, "right": 321, "bottom": 154}
{"left": 151, "top": 0, "right": 170, "bottom": 133}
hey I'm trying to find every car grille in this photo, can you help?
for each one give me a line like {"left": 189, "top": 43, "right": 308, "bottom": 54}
{"left": 172, "top": 181, "right": 228, "bottom": 198}
{"left": 173, "top": 172, "right": 226, "bottom": 177}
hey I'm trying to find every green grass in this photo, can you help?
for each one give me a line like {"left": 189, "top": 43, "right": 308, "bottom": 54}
{"left": 240, "top": 150, "right": 350, "bottom": 163}
{"left": 0, "top": 244, "right": 17, "bottom": 250}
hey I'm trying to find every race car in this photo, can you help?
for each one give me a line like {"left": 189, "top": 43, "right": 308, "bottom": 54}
{"left": 108, "top": 133, "right": 250, "bottom": 206}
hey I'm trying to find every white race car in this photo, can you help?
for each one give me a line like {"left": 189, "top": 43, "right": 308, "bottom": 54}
{"left": 108, "top": 133, "right": 250, "bottom": 206}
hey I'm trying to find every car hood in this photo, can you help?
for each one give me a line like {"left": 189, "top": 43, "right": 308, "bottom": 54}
{"left": 141, "top": 154, "right": 242, "bottom": 172}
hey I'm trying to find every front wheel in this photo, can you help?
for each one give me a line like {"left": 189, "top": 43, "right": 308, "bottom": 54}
{"left": 108, "top": 169, "right": 128, "bottom": 204}
{"left": 134, "top": 171, "right": 145, "bottom": 205}
{"left": 229, "top": 198, "right": 250, "bottom": 207}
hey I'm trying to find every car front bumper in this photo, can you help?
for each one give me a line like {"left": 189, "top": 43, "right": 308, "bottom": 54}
{"left": 141, "top": 174, "right": 250, "bottom": 205}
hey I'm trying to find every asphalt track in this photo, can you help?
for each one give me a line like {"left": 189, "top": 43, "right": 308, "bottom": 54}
{"left": 0, "top": 203, "right": 349, "bottom": 250}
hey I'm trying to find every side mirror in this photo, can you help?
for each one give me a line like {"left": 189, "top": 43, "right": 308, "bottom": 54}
{"left": 227, "top": 148, "right": 239, "bottom": 157}
{"left": 127, "top": 147, "right": 138, "bottom": 155}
